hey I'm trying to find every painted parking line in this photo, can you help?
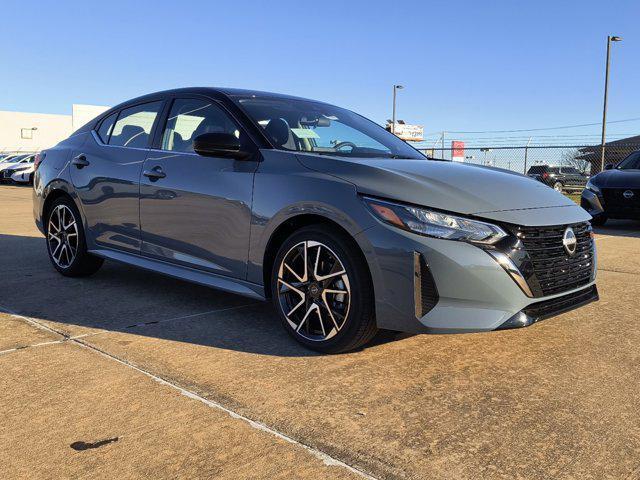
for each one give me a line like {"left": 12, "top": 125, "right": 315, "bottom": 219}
{"left": 0, "top": 305, "right": 378, "bottom": 480}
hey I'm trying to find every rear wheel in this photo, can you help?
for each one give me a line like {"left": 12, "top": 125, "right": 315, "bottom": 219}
{"left": 553, "top": 181, "right": 564, "bottom": 193}
{"left": 45, "top": 196, "right": 103, "bottom": 277}
{"left": 271, "top": 225, "right": 377, "bottom": 353}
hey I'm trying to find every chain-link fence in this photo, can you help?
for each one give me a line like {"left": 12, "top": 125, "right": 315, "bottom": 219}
{"left": 416, "top": 143, "right": 640, "bottom": 176}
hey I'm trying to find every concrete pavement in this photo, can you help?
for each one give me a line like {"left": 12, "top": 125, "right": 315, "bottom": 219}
{"left": 2, "top": 184, "right": 640, "bottom": 479}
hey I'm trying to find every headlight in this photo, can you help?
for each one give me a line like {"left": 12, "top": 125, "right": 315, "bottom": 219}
{"left": 586, "top": 179, "right": 601, "bottom": 194}
{"left": 363, "top": 197, "right": 508, "bottom": 244}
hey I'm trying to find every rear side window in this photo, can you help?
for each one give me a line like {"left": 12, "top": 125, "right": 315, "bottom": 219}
{"left": 109, "top": 101, "right": 163, "bottom": 148}
{"left": 549, "top": 167, "right": 560, "bottom": 174}
{"left": 96, "top": 112, "right": 117, "bottom": 143}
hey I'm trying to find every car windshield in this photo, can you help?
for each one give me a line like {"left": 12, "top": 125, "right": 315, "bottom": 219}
{"left": 234, "top": 96, "right": 424, "bottom": 159}
{"left": 617, "top": 152, "right": 640, "bottom": 170}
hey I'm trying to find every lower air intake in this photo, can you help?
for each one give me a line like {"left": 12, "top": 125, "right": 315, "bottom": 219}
{"left": 414, "top": 252, "right": 439, "bottom": 318}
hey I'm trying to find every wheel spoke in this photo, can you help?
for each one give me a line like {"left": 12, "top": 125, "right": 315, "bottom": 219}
{"left": 296, "top": 303, "right": 318, "bottom": 333}
{"left": 321, "top": 293, "right": 341, "bottom": 332}
{"left": 64, "top": 219, "right": 76, "bottom": 231}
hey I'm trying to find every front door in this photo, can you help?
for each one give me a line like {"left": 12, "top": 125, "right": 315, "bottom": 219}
{"left": 139, "top": 97, "right": 258, "bottom": 279}
{"left": 70, "top": 100, "right": 164, "bottom": 253}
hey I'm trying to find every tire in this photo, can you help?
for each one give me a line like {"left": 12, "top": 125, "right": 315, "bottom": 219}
{"left": 28, "top": 173, "right": 34, "bottom": 185}
{"left": 553, "top": 181, "right": 564, "bottom": 193}
{"left": 591, "top": 215, "right": 607, "bottom": 226}
{"left": 45, "top": 196, "right": 103, "bottom": 277}
{"left": 271, "top": 225, "right": 377, "bottom": 353}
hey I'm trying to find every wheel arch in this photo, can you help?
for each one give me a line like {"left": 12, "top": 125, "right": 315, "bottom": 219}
{"left": 262, "top": 213, "right": 373, "bottom": 300}
{"left": 41, "top": 182, "right": 79, "bottom": 231}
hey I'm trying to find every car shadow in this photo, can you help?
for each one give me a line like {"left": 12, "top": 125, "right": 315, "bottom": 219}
{"left": 593, "top": 219, "right": 640, "bottom": 239}
{"left": 0, "top": 234, "right": 412, "bottom": 357}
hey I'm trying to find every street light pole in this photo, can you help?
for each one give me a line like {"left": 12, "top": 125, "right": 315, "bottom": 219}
{"left": 391, "top": 84, "right": 404, "bottom": 134}
{"left": 600, "top": 35, "right": 622, "bottom": 171}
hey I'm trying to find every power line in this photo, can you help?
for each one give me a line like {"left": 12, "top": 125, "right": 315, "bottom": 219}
{"left": 425, "top": 116, "right": 640, "bottom": 135}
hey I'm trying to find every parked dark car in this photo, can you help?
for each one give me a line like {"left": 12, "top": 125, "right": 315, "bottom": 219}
{"left": 582, "top": 150, "right": 640, "bottom": 226}
{"left": 527, "top": 165, "right": 589, "bottom": 193}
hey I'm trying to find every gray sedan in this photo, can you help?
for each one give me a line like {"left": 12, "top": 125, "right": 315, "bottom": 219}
{"left": 33, "top": 88, "right": 597, "bottom": 352}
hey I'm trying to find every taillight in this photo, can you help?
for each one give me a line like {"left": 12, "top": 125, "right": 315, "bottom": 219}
{"left": 542, "top": 172, "right": 549, "bottom": 179}
{"left": 34, "top": 152, "right": 45, "bottom": 170}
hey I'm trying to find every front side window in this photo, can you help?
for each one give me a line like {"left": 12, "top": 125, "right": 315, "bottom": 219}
{"left": 109, "top": 101, "right": 163, "bottom": 148}
{"left": 617, "top": 152, "right": 640, "bottom": 170}
{"left": 233, "top": 96, "right": 423, "bottom": 159}
{"left": 161, "top": 98, "right": 242, "bottom": 153}
{"left": 96, "top": 112, "right": 117, "bottom": 143}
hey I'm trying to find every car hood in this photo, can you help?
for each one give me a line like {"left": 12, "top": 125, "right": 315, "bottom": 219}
{"left": 593, "top": 169, "right": 640, "bottom": 189}
{"left": 296, "top": 154, "right": 591, "bottom": 226}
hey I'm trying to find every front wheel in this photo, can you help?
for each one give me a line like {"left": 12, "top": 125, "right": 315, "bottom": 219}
{"left": 271, "top": 226, "right": 377, "bottom": 353}
{"left": 45, "top": 196, "right": 104, "bottom": 277}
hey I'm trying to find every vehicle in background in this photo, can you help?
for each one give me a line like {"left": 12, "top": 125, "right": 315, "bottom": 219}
{"left": 0, "top": 154, "right": 25, "bottom": 164}
{"left": 34, "top": 87, "right": 597, "bottom": 353}
{"left": 582, "top": 150, "right": 640, "bottom": 226}
{"left": 1, "top": 154, "right": 36, "bottom": 182}
{"left": 527, "top": 165, "right": 589, "bottom": 193}
{"left": 9, "top": 161, "right": 36, "bottom": 185}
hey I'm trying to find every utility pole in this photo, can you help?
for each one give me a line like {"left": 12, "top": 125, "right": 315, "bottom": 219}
{"left": 523, "top": 137, "right": 532, "bottom": 174}
{"left": 391, "top": 85, "right": 404, "bottom": 134}
{"left": 600, "top": 35, "right": 623, "bottom": 171}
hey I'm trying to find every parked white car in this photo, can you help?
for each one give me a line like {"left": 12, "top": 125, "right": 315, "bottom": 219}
{"left": 0, "top": 154, "right": 36, "bottom": 182}
{"left": 10, "top": 163, "right": 35, "bottom": 184}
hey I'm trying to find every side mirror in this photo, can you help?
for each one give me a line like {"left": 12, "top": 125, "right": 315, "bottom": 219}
{"left": 193, "top": 133, "right": 249, "bottom": 159}
{"left": 604, "top": 163, "right": 614, "bottom": 170}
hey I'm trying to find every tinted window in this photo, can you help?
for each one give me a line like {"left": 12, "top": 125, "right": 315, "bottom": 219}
{"left": 549, "top": 167, "right": 560, "bottom": 173}
{"left": 560, "top": 167, "right": 581, "bottom": 174}
{"left": 234, "top": 96, "right": 423, "bottom": 159}
{"left": 161, "top": 98, "right": 242, "bottom": 153}
{"left": 618, "top": 152, "right": 640, "bottom": 170}
{"left": 96, "top": 112, "right": 117, "bottom": 143}
{"left": 109, "top": 101, "right": 163, "bottom": 148}
{"left": 528, "top": 166, "right": 545, "bottom": 174}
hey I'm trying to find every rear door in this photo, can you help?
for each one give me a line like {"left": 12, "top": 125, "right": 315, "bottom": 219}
{"left": 70, "top": 100, "right": 165, "bottom": 253}
{"left": 139, "top": 96, "right": 259, "bottom": 279}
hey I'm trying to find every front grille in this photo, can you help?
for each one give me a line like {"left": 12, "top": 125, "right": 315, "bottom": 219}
{"left": 524, "top": 285, "right": 598, "bottom": 320}
{"left": 602, "top": 188, "right": 640, "bottom": 218}
{"left": 512, "top": 222, "right": 595, "bottom": 296}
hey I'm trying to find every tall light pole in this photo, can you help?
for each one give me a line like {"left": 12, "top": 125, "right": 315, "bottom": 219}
{"left": 391, "top": 85, "right": 404, "bottom": 134}
{"left": 600, "top": 35, "right": 622, "bottom": 171}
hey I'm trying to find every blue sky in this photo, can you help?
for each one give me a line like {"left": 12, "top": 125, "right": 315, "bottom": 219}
{"left": 1, "top": 0, "right": 638, "bottom": 146}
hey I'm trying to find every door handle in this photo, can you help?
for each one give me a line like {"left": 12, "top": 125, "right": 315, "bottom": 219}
{"left": 72, "top": 154, "right": 90, "bottom": 168}
{"left": 143, "top": 166, "right": 166, "bottom": 180}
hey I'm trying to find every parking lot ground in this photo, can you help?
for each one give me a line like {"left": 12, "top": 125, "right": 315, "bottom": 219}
{"left": 2, "top": 184, "right": 640, "bottom": 479}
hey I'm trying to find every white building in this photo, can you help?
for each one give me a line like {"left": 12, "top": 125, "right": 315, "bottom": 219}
{"left": 0, "top": 104, "right": 109, "bottom": 153}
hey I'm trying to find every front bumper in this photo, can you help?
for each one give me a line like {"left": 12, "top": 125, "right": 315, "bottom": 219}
{"left": 355, "top": 223, "right": 597, "bottom": 334}
{"left": 581, "top": 188, "right": 605, "bottom": 217}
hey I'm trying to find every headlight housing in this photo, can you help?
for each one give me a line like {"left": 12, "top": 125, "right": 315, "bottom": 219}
{"left": 363, "top": 197, "right": 508, "bottom": 245}
{"left": 586, "top": 179, "right": 601, "bottom": 195}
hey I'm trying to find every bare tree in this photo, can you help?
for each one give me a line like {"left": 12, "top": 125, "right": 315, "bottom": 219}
{"left": 560, "top": 148, "right": 590, "bottom": 174}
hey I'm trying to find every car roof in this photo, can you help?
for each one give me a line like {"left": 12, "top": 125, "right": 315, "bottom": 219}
{"left": 78, "top": 87, "right": 333, "bottom": 136}
{"left": 112, "top": 87, "right": 326, "bottom": 111}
